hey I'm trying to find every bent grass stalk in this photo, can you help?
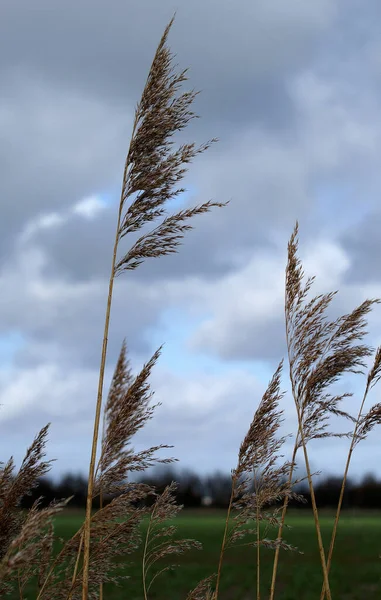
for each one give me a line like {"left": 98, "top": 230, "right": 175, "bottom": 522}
{"left": 320, "top": 347, "right": 381, "bottom": 600}
{"left": 269, "top": 440, "right": 299, "bottom": 600}
{"left": 271, "top": 305, "right": 379, "bottom": 598}
{"left": 271, "top": 301, "right": 348, "bottom": 599}
{"left": 286, "top": 310, "right": 332, "bottom": 598}
{"left": 214, "top": 361, "right": 291, "bottom": 599}
{"left": 270, "top": 222, "right": 379, "bottom": 600}
{"left": 81, "top": 184, "right": 125, "bottom": 600}
{"left": 294, "top": 407, "right": 331, "bottom": 600}
{"left": 37, "top": 521, "right": 85, "bottom": 600}
{"left": 319, "top": 393, "right": 370, "bottom": 600}
{"left": 81, "top": 95, "right": 139, "bottom": 600}
{"left": 80, "top": 15, "right": 225, "bottom": 599}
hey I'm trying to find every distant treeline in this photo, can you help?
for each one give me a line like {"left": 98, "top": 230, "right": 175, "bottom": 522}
{"left": 17, "top": 466, "right": 381, "bottom": 511}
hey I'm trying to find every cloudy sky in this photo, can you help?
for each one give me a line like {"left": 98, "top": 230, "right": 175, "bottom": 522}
{"left": 1, "top": 0, "right": 381, "bottom": 485}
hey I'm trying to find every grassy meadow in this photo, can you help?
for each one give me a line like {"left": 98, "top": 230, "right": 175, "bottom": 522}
{"left": 11, "top": 509, "right": 381, "bottom": 600}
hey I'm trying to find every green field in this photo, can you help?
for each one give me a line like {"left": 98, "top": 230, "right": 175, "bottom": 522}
{"left": 8, "top": 509, "right": 381, "bottom": 599}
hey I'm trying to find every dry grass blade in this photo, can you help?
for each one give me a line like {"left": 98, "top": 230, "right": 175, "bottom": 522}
{"left": 142, "top": 481, "right": 202, "bottom": 600}
{"left": 367, "top": 345, "right": 381, "bottom": 390}
{"left": 0, "top": 424, "right": 53, "bottom": 564}
{"left": 271, "top": 224, "right": 380, "bottom": 599}
{"left": 355, "top": 401, "right": 381, "bottom": 443}
{"left": 319, "top": 345, "right": 381, "bottom": 600}
{"left": 97, "top": 339, "right": 132, "bottom": 600}
{"left": 186, "top": 574, "right": 217, "bottom": 600}
{"left": 95, "top": 342, "right": 176, "bottom": 498}
{"left": 37, "top": 520, "right": 55, "bottom": 590}
{"left": 118, "top": 14, "right": 217, "bottom": 237}
{"left": 102, "top": 339, "right": 133, "bottom": 417}
{"left": 115, "top": 199, "right": 227, "bottom": 273}
{"left": 273, "top": 221, "right": 379, "bottom": 600}
{"left": 90, "top": 341, "right": 175, "bottom": 600}
{"left": 95, "top": 341, "right": 174, "bottom": 600}
{"left": 37, "top": 485, "right": 155, "bottom": 600}
{"left": 212, "top": 362, "right": 301, "bottom": 600}
{"left": 82, "top": 495, "right": 152, "bottom": 597}
{"left": 36, "top": 527, "right": 85, "bottom": 600}
{"left": 0, "top": 496, "right": 70, "bottom": 596}
{"left": 286, "top": 224, "right": 376, "bottom": 437}
{"left": 81, "top": 13, "right": 226, "bottom": 598}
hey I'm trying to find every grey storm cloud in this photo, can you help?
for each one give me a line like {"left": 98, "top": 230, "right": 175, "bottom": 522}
{"left": 1, "top": 0, "right": 379, "bottom": 287}
{"left": 2, "top": 0, "right": 381, "bottom": 480}
{"left": 1, "top": 0, "right": 337, "bottom": 111}
{"left": 339, "top": 210, "right": 381, "bottom": 285}
{"left": 0, "top": 238, "right": 172, "bottom": 369}
{"left": 0, "top": 0, "right": 379, "bottom": 290}
{"left": 0, "top": 0, "right": 338, "bottom": 258}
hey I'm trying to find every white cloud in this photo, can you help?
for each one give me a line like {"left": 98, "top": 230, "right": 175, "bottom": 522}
{"left": 17, "top": 195, "right": 108, "bottom": 247}
{"left": 19, "top": 211, "right": 66, "bottom": 245}
{"left": 186, "top": 236, "right": 350, "bottom": 358}
{"left": 290, "top": 71, "right": 381, "bottom": 171}
{"left": 72, "top": 195, "right": 106, "bottom": 219}
{"left": 0, "top": 363, "right": 98, "bottom": 422}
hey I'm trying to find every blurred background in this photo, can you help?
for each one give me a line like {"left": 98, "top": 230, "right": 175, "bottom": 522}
{"left": 1, "top": 0, "right": 381, "bottom": 488}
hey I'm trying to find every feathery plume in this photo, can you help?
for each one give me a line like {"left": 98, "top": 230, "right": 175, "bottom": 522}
{"left": 142, "top": 481, "right": 202, "bottom": 599}
{"left": 0, "top": 424, "right": 53, "bottom": 562}
{"left": 95, "top": 342, "right": 177, "bottom": 497}
{"left": 0, "top": 496, "right": 70, "bottom": 596}
{"left": 212, "top": 362, "right": 302, "bottom": 600}
{"left": 273, "top": 221, "right": 379, "bottom": 600}
{"left": 319, "top": 345, "right": 381, "bottom": 600}
{"left": 81, "top": 14, "right": 226, "bottom": 597}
